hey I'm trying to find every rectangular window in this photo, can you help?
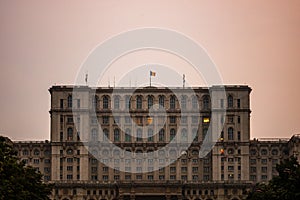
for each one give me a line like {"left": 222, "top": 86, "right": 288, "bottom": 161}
{"left": 181, "top": 116, "right": 187, "bottom": 123}
{"left": 170, "top": 167, "right": 176, "bottom": 173}
{"left": 125, "top": 116, "right": 131, "bottom": 124}
{"left": 220, "top": 99, "right": 224, "bottom": 108}
{"left": 125, "top": 175, "right": 131, "bottom": 180}
{"left": 237, "top": 99, "right": 241, "bottom": 108}
{"left": 262, "top": 167, "right": 268, "bottom": 173}
{"left": 192, "top": 175, "right": 198, "bottom": 180}
{"left": 227, "top": 115, "right": 234, "bottom": 123}
{"left": 170, "top": 175, "right": 176, "bottom": 180}
{"left": 204, "top": 167, "right": 210, "bottom": 173}
{"left": 33, "top": 159, "right": 39, "bottom": 164}
{"left": 261, "top": 159, "right": 268, "bottom": 164}
{"left": 250, "top": 175, "right": 256, "bottom": 181}
{"left": 238, "top": 131, "right": 241, "bottom": 141}
{"left": 228, "top": 166, "right": 234, "bottom": 171}
{"left": 250, "top": 159, "right": 256, "bottom": 164}
{"left": 102, "top": 116, "right": 109, "bottom": 124}
{"left": 67, "top": 175, "right": 73, "bottom": 180}
{"left": 261, "top": 175, "right": 268, "bottom": 180}
{"left": 103, "top": 175, "right": 109, "bottom": 181}
{"left": 203, "top": 117, "right": 210, "bottom": 123}
{"left": 67, "top": 166, "right": 73, "bottom": 171}
{"left": 170, "top": 116, "right": 176, "bottom": 123}
{"left": 250, "top": 167, "right": 256, "bottom": 173}
{"left": 60, "top": 99, "right": 64, "bottom": 108}
{"left": 77, "top": 99, "right": 80, "bottom": 108}
{"left": 181, "top": 167, "right": 187, "bottom": 172}
{"left": 192, "top": 116, "right": 198, "bottom": 124}
{"left": 60, "top": 132, "right": 63, "bottom": 141}
{"left": 192, "top": 167, "right": 198, "bottom": 173}
{"left": 136, "top": 175, "right": 142, "bottom": 180}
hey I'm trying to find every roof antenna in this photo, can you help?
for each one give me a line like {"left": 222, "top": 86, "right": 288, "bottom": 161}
{"left": 183, "top": 74, "right": 185, "bottom": 88}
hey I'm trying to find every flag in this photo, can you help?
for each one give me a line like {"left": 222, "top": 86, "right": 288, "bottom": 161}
{"left": 150, "top": 71, "right": 156, "bottom": 76}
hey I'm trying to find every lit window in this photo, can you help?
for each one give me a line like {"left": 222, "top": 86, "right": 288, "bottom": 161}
{"left": 203, "top": 117, "right": 210, "bottom": 123}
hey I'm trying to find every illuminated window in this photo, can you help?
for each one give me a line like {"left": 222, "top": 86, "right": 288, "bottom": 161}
{"left": 203, "top": 117, "right": 210, "bottom": 123}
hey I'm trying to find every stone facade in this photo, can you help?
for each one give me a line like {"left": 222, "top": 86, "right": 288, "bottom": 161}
{"left": 12, "top": 85, "right": 300, "bottom": 200}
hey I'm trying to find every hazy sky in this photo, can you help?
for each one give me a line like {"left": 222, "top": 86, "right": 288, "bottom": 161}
{"left": 0, "top": 0, "right": 299, "bottom": 140}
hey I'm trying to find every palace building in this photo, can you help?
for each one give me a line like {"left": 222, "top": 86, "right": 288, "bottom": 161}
{"left": 13, "top": 85, "right": 300, "bottom": 200}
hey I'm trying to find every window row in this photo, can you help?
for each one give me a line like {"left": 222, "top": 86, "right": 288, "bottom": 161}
{"left": 62, "top": 94, "right": 242, "bottom": 110}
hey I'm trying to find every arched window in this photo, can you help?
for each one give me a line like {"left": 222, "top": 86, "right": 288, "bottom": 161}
{"left": 92, "top": 95, "right": 98, "bottom": 109}
{"left": 22, "top": 149, "right": 29, "bottom": 155}
{"left": 33, "top": 149, "right": 40, "bottom": 156}
{"left": 181, "top": 129, "right": 187, "bottom": 142}
{"left": 67, "top": 95, "right": 72, "bottom": 108}
{"left": 148, "top": 129, "right": 153, "bottom": 142}
{"left": 192, "top": 96, "right": 198, "bottom": 109}
{"left": 103, "top": 96, "right": 109, "bottom": 109}
{"left": 203, "top": 95, "right": 210, "bottom": 110}
{"left": 170, "top": 128, "right": 176, "bottom": 141}
{"left": 159, "top": 129, "right": 165, "bottom": 142}
{"left": 67, "top": 149, "right": 73, "bottom": 155}
{"left": 261, "top": 149, "right": 268, "bottom": 155}
{"left": 181, "top": 95, "right": 187, "bottom": 109}
{"left": 103, "top": 129, "right": 109, "bottom": 141}
{"left": 114, "top": 129, "right": 120, "bottom": 142}
{"left": 91, "top": 128, "right": 98, "bottom": 141}
{"left": 125, "top": 129, "right": 131, "bottom": 142}
{"left": 147, "top": 95, "right": 153, "bottom": 109}
{"left": 228, "top": 127, "right": 234, "bottom": 140}
{"left": 125, "top": 96, "right": 131, "bottom": 109}
{"left": 170, "top": 96, "right": 176, "bottom": 109}
{"left": 67, "top": 127, "right": 73, "bottom": 140}
{"left": 136, "top": 129, "right": 142, "bottom": 142}
{"left": 159, "top": 95, "right": 165, "bottom": 107}
{"left": 136, "top": 96, "right": 142, "bottom": 109}
{"left": 114, "top": 96, "right": 120, "bottom": 109}
{"left": 228, "top": 95, "right": 233, "bottom": 108}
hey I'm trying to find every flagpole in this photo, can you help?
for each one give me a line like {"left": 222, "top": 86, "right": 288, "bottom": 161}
{"left": 150, "top": 71, "right": 151, "bottom": 87}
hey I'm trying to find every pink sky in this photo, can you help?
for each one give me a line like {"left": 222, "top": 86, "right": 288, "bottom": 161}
{"left": 0, "top": 0, "right": 299, "bottom": 140}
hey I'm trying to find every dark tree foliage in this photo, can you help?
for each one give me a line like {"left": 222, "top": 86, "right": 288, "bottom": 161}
{"left": 0, "top": 136, "right": 53, "bottom": 200}
{"left": 247, "top": 156, "right": 300, "bottom": 200}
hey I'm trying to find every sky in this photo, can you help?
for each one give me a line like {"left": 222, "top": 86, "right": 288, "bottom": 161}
{"left": 0, "top": 0, "right": 299, "bottom": 140}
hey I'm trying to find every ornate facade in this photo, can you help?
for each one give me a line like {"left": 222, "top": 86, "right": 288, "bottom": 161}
{"left": 13, "top": 85, "right": 300, "bottom": 200}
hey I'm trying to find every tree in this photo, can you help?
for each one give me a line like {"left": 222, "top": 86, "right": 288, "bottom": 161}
{"left": 247, "top": 156, "right": 300, "bottom": 200}
{"left": 0, "top": 136, "right": 53, "bottom": 200}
